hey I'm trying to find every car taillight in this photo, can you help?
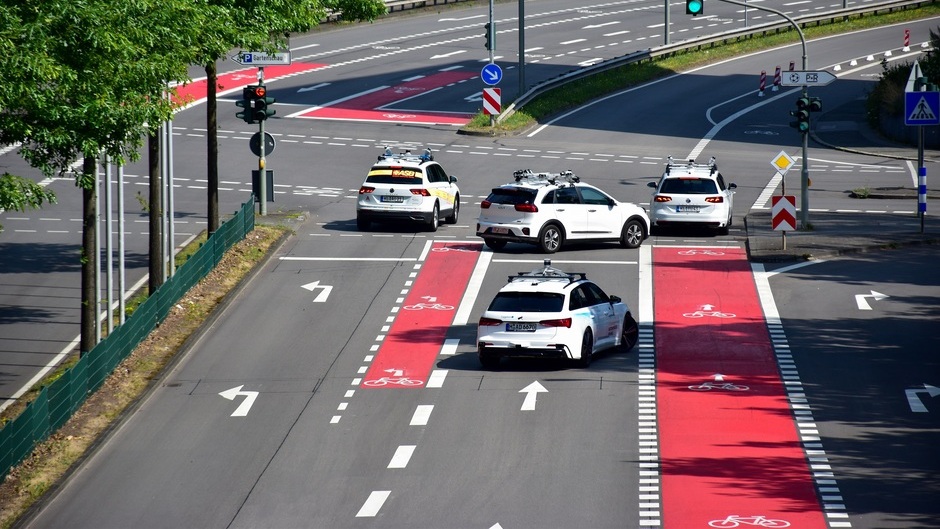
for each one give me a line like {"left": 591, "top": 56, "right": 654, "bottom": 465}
{"left": 359, "top": 186, "right": 375, "bottom": 194}
{"left": 481, "top": 200, "right": 492, "bottom": 209}
{"left": 654, "top": 195, "right": 671, "bottom": 203}
{"left": 479, "top": 317, "right": 502, "bottom": 326}
{"left": 515, "top": 203, "right": 538, "bottom": 213}
{"left": 705, "top": 196, "right": 724, "bottom": 203}
{"left": 411, "top": 189, "right": 431, "bottom": 196}
{"left": 540, "top": 318, "right": 572, "bottom": 328}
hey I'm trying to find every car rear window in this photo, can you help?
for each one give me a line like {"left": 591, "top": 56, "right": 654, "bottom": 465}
{"left": 485, "top": 187, "right": 538, "bottom": 205}
{"left": 366, "top": 167, "right": 424, "bottom": 185}
{"left": 488, "top": 292, "right": 565, "bottom": 313}
{"left": 659, "top": 177, "right": 719, "bottom": 194}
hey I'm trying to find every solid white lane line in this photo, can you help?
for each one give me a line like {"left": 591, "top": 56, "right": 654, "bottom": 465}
{"left": 388, "top": 445, "right": 417, "bottom": 468}
{"left": 411, "top": 405, "right": 434, "bottom": 426}
{"left": 356, "top": 490, "right": 391, "bottom": 517}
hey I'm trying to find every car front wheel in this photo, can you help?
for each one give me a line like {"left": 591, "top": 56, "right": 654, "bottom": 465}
{"left": 620, "top": 219, "right": 645, "bottom": 248}
{"left": 538, "top": 224, "right": 563, "bottom": 253}
{"left": 621, "top": 313, "right": 639, "bottom": 351}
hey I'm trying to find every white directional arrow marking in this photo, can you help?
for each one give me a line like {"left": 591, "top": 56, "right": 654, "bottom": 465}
{"left": 301, "top": 280, "right": 333, "bottom": 302}
{"left": 298, "top": 83, "right": 331, "bottom": 93}
{"left": 855, "top": 290, "right": 888, "bottom": 310}
{"left": 713, "top": 373, "right": 725, "bottom": 382}
{"left": 520, "top": 381, "right": 548, "bottom": 411}
{"left": 701, "top": 304, "right": 716, "bottom": 311}
{"left": 219, "top": 385, "right": 259, "bottom": 417}
{"left": 906, "top": 383, "right": 940, "bottom": 412}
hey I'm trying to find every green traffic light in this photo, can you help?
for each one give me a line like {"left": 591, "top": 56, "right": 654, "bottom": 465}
{"left": 686, "top": 0, "right": 703, "bottom": 15}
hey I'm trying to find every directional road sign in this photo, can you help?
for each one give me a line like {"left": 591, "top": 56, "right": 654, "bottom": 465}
{"left": 778, "top": 70, "right": 836, "bottom": 87}
{"left": 905, "top": 91, "right": 940, "bottom": 126}
{"left": 481, "top": 63, "right": 502, "bottom": 86}
{"left": 233, "top": 51, "right": 292, "bottom": 66}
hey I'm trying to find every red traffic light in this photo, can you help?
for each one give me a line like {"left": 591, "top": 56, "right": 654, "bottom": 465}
{"left": 252, "top": 86, "right": 266, "bottom": 98}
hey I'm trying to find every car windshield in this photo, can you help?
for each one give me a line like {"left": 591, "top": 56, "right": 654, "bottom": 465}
{"left": 366, "top": 167, "right": 423, "bottom": 185}
{"left": 486, "top": 187, "right": 538, "bottom": 205}
{"left": 488, "top": 291, "right": 565, "bottom": 312}
{"left": 660, "top": 177, "right": 719, "bottom": 194}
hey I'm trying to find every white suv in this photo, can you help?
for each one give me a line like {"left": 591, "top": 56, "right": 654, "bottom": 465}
{"left": 647, "top": 157, "right": 736, "bottom": 234}
{"left": 476, "top": 170, "right": 650, "bottom": 253}
{"left": 357, "top": 147, "right": 459, "bottom": 232}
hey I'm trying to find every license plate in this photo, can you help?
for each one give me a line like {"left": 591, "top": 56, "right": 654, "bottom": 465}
{"left": 491, "top": 227, "right": 509, "bottom": 234}
{"left": 506, "top": 322, "right": 537, "bottom": 332}
{"left": 381, "top": 195, "right": 406, "bottom": 203}
{"left": 676, "top": 205, "right": 701, "bottom": 212}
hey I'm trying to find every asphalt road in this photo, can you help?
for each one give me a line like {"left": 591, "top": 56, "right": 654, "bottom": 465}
{"left": 4, "top": 3, "right": 940, "bottom": 528}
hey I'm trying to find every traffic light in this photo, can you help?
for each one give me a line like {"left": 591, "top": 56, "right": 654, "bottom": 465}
{"left": 686, "top": 0, "right": 704, "bottom": 16}
{"left": 807, "top": 96, "right": 822, "bottom": 113}
{"left": 235, "top": 87, "right": 254, "bottom": 124}
{"left": 244, "top": 85, "right": 276, "bottom": 122}
{"left": 484, "top": 22, "right": 494, "bottom": 51}
{"left": 790, "top": 97, "right": 811, "bottom": 133}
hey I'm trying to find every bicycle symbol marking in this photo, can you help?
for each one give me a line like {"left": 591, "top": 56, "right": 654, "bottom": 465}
{"left": 363, "top": 377, "right": 424, "bottom": 387}
{"left": 403, "top": 303, "right": 454, "bottom": 311}
{"left": 431, "top": 246, "right": 474, "bottom": 252}
{"left": 382, "top": 113, "right": 417, "bottom": 119}
{"left": 677, "top": 249, "right": 725, "bottom": 256}
{"left": 682, "top": 310, "right": 736, "bottom": 318}
{"left": 688, "top": 382, "right": 750, "bottom": 392}
{"left": 708, "top": 514, "right": 790, "bottom": 527}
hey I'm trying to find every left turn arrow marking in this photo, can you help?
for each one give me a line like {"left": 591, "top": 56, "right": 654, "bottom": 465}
{"left": 219, "top": 385, "right": 259, "bottom": 417}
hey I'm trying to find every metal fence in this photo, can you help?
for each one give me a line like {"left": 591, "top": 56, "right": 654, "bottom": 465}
{"left": 0, "top": 198, "right": 256, "bottom": 482}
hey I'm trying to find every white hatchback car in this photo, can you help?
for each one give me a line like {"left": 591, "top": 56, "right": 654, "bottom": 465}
{"left": 476, "top": 170, "right": 650, "bottom": 253}
{"left": 647, "top": 157, "right": 736, "bottom": 234}
{"left": 477, "top": 261, "right": 639, "bottom": 369}
{"left": 356, "top": 147, "right": 459, "bottom": 232}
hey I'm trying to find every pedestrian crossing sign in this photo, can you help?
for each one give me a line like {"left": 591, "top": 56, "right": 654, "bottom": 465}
{"left": 905, "top": 91, "right": 940, "bottom": 126}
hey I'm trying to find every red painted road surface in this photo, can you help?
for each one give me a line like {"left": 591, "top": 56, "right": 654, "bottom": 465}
{"left": 170, "top": 63, "right": 327, "bottom": 106}
{"left": 654, "top": 247, "right": 827, "bottom": 528}
{"left": 296, "top": 70, "right": 477, "bottom": 125}
{"left": 363, "top": 243, "right": 481, "bottom": 388}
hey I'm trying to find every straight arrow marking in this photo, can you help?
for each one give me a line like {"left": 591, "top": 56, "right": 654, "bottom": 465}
{"left": 520, "top": 381, "right": 548, "bottom": 411}
{"left": 218, "top": 385, "right": 259, "bottom": 417}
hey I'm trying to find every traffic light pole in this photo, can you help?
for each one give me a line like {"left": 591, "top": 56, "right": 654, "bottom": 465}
{"left": 258, "top": 67, "right": 267, "bottom": 216}
{"left": 719, "top": 0, "right": 811, "bottom": 229}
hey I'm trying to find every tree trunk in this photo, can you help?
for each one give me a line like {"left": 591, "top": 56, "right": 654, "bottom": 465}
{"left": 80, "top": 156, "right": 97, "bottom": 356}
{"left": 148, "top": 131, "right": 163, "bottom": 294}
{"left": 207, "top": 61, "right": 219, "bottom": 235}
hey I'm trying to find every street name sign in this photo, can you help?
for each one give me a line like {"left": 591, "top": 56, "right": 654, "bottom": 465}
{"left": 233, "top": 51, "right": 292, "bottom": 66}
{"left": 778, "top": 70, "right": 836, "bottom": 87}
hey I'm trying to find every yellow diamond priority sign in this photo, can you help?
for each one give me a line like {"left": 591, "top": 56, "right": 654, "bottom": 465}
{"left": 771, "top": 151, "right": 795, "bottom": 174}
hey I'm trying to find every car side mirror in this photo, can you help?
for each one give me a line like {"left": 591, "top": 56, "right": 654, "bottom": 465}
{"left": 647, "top": 182, "right": 657, "bottom": 188}
{"left": 729, "top": 183, "right": 737, "bottom": 189}
{"left": 609, "top": 295, "right": 621, "bottom": 304}
{"left": 450, "top": 176, "right": 458, "bottom": 183}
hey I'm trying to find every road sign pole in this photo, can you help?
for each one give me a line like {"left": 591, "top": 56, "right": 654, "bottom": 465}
{"left": 919, "top": 125, "right": 925, "bottom": 232}
{"left": 489, "top": 0, "right": 495, "bottom": 127}
{"left": 258, "top": 67, "right": 267, "bottom": 216}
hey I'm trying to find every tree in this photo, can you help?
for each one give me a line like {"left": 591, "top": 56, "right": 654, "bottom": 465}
{"left": 0, "top": 173, "right": 58, "bottom": 233}
{"left": 0, "top": 0, "right": 201, "bottom": 354}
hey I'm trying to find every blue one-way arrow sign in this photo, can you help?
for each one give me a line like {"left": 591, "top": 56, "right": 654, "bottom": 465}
{"left": 481, "top": 63, "right": 502, "bottom": 86}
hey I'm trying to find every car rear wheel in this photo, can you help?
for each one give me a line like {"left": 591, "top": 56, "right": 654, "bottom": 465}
{"left": 577, "top": 329, "right": 593, "bottom": 368}
{"left": 479, "top": 349, "right": 500, "bottom": 370}
{"left": 620, "top": 219, "right": 645, "bottom": 248}
{"left": 538, "top": 224, "right": 563, "bottom": 253}
{"left": 356, "top": 214, "right": 370, "bottom": 231}
{"left": 444, "top": 195, "right": 459, "bottom": 224}
{"left": 427, "top": 203, "right": 439, "bottom": 232}
{"left": 484, "top": 238, "right": 507, "bottom": 250}
{"left": 621, "top": 313, "right": 639, "bottom": 351}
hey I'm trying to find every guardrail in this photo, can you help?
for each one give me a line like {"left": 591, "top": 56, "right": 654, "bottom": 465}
{"left": 497, "top": 0, "right": 937, "bottom": 122}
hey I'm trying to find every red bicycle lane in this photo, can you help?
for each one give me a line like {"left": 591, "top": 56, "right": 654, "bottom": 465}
{"left": 653, "top": 246, "right": 827, "bottom": 528}
{"left": 169, "top": 63, "right": 327, "bottom": 107}
{"left": 362, "top": 242, "right": 481, "bottom": 389}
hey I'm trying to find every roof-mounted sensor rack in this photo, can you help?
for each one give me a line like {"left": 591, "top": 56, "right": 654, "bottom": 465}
{"left": 511, "top": 169, "right": 580, "bottom": 185}
{"left": 664, "top": 155, "right": 718, "bottom": 175}
{"left": 377, "top": 146, "right": 434, "bottom": 163}
{"left": 508, "top": 259, "right": 587, "bottom": 285}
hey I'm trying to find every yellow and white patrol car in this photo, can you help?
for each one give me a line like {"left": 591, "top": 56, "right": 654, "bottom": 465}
{"left": 356, "top": 146, "right": 460, "bottom": 232}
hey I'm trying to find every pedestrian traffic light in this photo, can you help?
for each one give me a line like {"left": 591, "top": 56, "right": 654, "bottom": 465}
{"left": 790, "top": 97, "right": 810, "bottom": 133}
{"left": 235, "top": 86, "right": 254, "bottom": 124}
{"left": 686, "top": 0, "right": 704, "bottom": 16}
{"left": 484, "top": 22, "right": 494, "bottom": 51}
